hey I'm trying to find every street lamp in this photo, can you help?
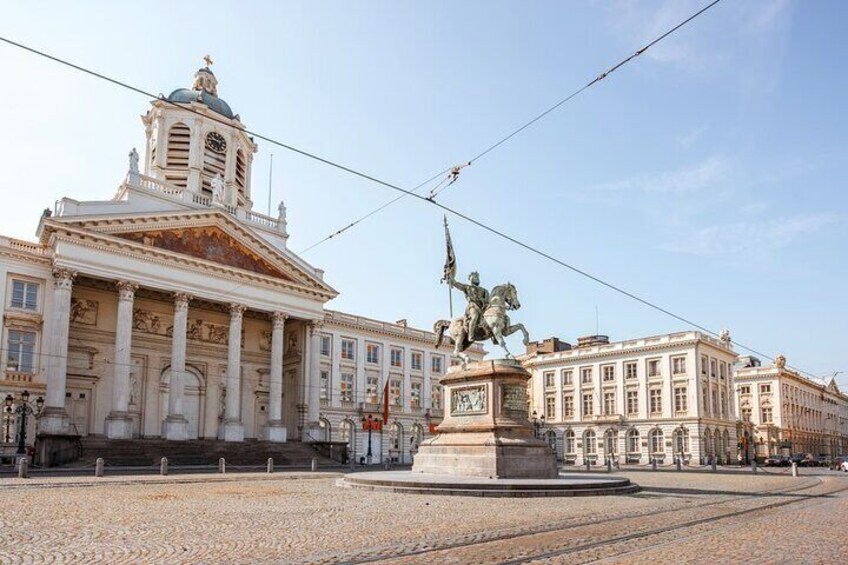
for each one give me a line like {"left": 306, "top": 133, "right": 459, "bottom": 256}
{"left": 9, "top": 390, "right": 44, "bottom": 455}
{"left": 531, "top": 410, "right": 545, "bottom": 439}
{"left": 361, "top": 414, "right": 382, "bottom": 465}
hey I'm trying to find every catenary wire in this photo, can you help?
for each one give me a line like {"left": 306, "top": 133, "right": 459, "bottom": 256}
{"left": 0, "top": 0, "right": 825, "bottom": 378}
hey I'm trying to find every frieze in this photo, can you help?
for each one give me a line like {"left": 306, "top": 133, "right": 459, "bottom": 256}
{"left": 134, "top": 308, "right": 241, "bottom": 346}
{"left": 70, "top": 298, "right": 98, "bottom": 326}
{"left": 450, "top": 385, "right": 487, "bottom": 415}
{"left": 260, "top": 330, "right": 272, "bottom": 352}
{"left": 133, "top": 308, "right": 162, "bottom": 334}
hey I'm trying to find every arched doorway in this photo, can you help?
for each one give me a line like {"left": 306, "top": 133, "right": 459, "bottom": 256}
{"left": 340, "top": 419, "right": 356, "bottom": 463}
{"left": 544, "top": 429, "right": 558, "bottom": 455}
{"left": 389, "top": 422, "right": 404, "bottom": 464}
{"left": 160, "top": 365, "right": 204, "bottom": 439}
{"left": 318, "top": 417, "right": 332, "bottom": 442}
{"left": 604, "top": 429, "right": 619, "bottom": 462}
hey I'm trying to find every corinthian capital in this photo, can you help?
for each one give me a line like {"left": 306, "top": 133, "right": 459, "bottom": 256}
{"left": 272, "top": 311, "right": 288, "bottom": 330}
{"left": 51, "top": 267, "right": 77, "bottom": 289}
{"left": 116, "top": 280, "right": 139, "bottom": 301}
{"left": 308, "top": 320, "right": 324, "bottom": 335}
{"left": 174, "top": 292, "right": 193, "bottom": 310}
{"left": 229, "top": 303, "right": 247, "bottom": 320}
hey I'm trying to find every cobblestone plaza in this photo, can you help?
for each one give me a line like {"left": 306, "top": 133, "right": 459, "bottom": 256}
{"left": 1, "top": 470, "right": 846, "bottom": 564}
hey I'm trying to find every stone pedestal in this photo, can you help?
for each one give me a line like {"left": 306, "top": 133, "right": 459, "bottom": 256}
{"left": 38, "top": 407, "right": 71, "bottom": 435}
{"left": 104, "top": 412, "right": 133, "bottom": 439}
{"left": 221, "top": 419, "right": 244, "bottom": 442}
{"left": 162, "top": 415, "right": 189, "bottom": 441}
{"left": 412, "top": 359, "right": 557, "bottom": 479}
{"left": 263, "top": 421, "right": 288, "bottom": 443}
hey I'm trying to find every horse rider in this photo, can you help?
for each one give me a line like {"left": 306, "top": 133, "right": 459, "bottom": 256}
{"left": 450, "top": 271, "right": 490, "bottom": 340}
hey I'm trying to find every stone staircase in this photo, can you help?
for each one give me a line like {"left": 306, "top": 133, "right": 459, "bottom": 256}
{"left": 72, "top": 437, "right": 338, "bottom": 468}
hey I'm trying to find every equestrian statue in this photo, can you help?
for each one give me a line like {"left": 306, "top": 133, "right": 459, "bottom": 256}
{"left": 434, "top": 217, "right": 530, "bottom": 365}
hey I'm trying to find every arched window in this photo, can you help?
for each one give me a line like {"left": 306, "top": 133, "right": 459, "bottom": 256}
{"left": 318, "top": 417, "right": 331, "bottom": 442}
{"left": 649, "top": 428, "right": 664, "bottom": 455}
{"left": 235, "top": 148, "right": 247, "bottom": 195}
{"left": 604, "top": 429, "right": 619, "bottom": 456}
{"left": 627, "top": 429, "right": 640, "bottom": 454}
{"left": 673, "top": 427, "right": 690, "bottom": 455}
{"left": 722, "top": 429, "right": 730, "bottom": 458}
{"left": 584, "top": 429, "right": 597, "bottom": 455}
{"left": 165, "top": 122, "right": 191, "bottom": 188}
{"left": 544, "top": 429, "right": 557, "bottom": 451}
{"left": 564, "top": 429, "right": 576, "bottom": 454}
{"left": 704, "top": 428, "right": 713, "bottom": 457}
{"left": 341, "top": 419, "right": 356, "bottom": 462}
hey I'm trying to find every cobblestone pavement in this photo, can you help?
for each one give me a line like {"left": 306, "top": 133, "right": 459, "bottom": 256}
{"left": 0, "top": 470, "right": 845, "bottom": 564}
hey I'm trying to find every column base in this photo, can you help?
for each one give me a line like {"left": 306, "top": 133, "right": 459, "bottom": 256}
{"left": 104, "top": 411, "right": 133, "bottom": 439}
{"left": 162, "top": 416, "right": 189, "bottom": 441}
{"left": 262, "top": 421, "right": 288, "bottom": 443}
{"left": 38, "top": 407, "right": 71, "bottom": 435}
{"left": 220, "top": 419, "right": 244, "bottom": 442}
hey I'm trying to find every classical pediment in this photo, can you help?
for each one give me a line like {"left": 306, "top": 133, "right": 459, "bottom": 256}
{"left": 114, "top": 226, "right": 292, "bottom": 281}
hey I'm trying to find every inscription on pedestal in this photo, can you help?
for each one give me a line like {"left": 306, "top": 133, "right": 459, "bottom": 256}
{"left": 450, "top": 385, "right": 486, "bottom": 415}
{"left": 502, "top": 385, "right": 527, "bottom": 417}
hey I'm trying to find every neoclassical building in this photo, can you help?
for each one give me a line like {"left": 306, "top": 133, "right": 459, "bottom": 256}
{"left": 0, "top": 63, "right": 461, "bottom": 465}
{"left": 735, "top": 355, "right": 848, "bottom": 458}
{"left": 524, "top": 331, "right": 740, "bottom": 465}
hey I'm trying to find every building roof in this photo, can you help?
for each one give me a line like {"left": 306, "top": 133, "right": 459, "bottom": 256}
{"left": 166, "top": 87, "right": 235, "bottom": 119}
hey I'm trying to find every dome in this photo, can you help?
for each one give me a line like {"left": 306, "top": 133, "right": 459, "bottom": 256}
{"left": 166, "top": 88, "right": 235, "bottom": 120}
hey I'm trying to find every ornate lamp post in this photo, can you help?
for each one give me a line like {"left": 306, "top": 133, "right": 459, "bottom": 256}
{"left": 531, "top": 410, "right": 545, "bottom": 439}
{"left": 9, "top": 390, "right": 44, "bottom": 455}
{"left": 361, "top": 414, "right": 382, "bottom": 465}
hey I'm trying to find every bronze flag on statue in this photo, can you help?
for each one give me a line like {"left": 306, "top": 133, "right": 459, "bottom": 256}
{"left": 441, "top": 215, "right": 456, "bottom": 284}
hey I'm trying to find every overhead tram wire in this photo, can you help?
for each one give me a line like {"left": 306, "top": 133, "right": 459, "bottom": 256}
{"left": 299, "top": 0, "right": 723, "bottom": 252}
{"left": 2, "top": 1, "right": 825, "bottom": 377}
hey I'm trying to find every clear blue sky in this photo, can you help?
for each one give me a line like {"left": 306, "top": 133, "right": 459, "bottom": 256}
{"left": 1, "top": 1, "right": 846, "bottom": 384}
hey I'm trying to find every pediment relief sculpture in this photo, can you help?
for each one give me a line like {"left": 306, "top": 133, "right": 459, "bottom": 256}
{"left": 70, "top": 298, "right": 99, "bottom": 326}
{"left": 114, "top": 226, "right": 294, "bottom": 281}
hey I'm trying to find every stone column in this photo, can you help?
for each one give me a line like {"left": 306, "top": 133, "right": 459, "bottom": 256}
{"left": 40, "top": 268, "right": 77, "bottom": 434}
{"left": 304, "top": 321, "right": 322, "bottom": 440}
{"left": 264, "top": 312, "right": 287, "bottom": 442}
{"left": 105, "top": 281, "right": 138, "bottom": 439}
{"left": 221, "top": 303, "right": 246, "bottom": 442}
{"left": 163, "top": 293, "right": 191, "bottom": 440}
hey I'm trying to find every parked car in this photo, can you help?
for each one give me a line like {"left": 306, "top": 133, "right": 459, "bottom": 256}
{"left": 765, "top": 455, "right": 790, "bottom": 467}
{"left": 831, "top": 456, "right": 847, "bottom": 471}
{"left": 841, "top": 460, "right": 848, "bottom": 472}
{"left": 812, "top": 456, "right": 830, "bottom": 468}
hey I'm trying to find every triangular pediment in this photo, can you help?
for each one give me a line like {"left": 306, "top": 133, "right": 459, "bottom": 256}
{"left": 114, "top": 226, "right": 292, "bottom": 280}
{"left": 40, "top": 209, "right": 337, "bottom": 299}
{"left": 826, "top": 378, "right": 841, "bottom": 396}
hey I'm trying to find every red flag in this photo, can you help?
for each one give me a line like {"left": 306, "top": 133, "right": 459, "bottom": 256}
{"left": 382, "top": 379, "right": 390, "bottom": 425}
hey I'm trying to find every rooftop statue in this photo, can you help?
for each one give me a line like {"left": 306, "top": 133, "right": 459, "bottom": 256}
{"left": 434, "top": 217, "right": 529, "bottom": 365}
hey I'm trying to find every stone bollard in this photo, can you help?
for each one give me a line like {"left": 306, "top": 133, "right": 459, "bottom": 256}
{"left": 676, "top": 456, "right": 682, "bottom": 472}
{"left": 95, "top": 457, "right": 104, "bottom": 478}
{"left": 267, "top": 458, "right": 274, "bottom": 474}
{"left": 311, "top": 457, "right": 318, "bottom": 472}
{"left": 752, "top": 460, "right": 758, "bottom": 474}
{"left": 17, "top": 457, "right": 28, "bottom": 479}
{"left": 651, "top": 457, "right": 657, "bottom": 471}
{"left": 711, "top": 458, "right": 717, "bottom": 473}
{"left": 160, "top": 457, "right": 168, "bottom": 476}
{"left": 791, "top": 462, "right": 798, "bottom": 477}
{"left": 219, "top": 457, "right": 226, "bottom": 474}
{"left": 585, "top": 460, "right": 591, "bottom": 472}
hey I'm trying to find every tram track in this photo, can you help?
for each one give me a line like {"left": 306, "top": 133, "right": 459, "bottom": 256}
{"left": 330, "top": 477, "right": 839, "bottom": 565}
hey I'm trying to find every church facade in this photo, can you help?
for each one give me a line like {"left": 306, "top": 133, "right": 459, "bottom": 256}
{"left": 0, "top": 63, "right": 464, "bottom": 465}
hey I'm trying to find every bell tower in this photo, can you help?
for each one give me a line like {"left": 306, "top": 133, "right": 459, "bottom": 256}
{"left": 141, "top": 57, "right": 258, "bottom": 207}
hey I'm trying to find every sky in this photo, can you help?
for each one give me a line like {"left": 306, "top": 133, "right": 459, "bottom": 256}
{"left": 1, "top": 1, "right": 846, "bottom": 384}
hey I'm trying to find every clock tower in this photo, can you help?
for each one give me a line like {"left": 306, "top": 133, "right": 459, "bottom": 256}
{"left": 141, "top": 59, "right": 258, "bottom": 207}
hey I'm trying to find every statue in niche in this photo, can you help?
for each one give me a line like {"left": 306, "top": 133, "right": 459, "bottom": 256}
{"left": 211, "top": 173, "right": 226, "bottom": 205}
{"left": 129, "top": 374, "right": 140, "bottom": 407}
{"left": 219, "top": 384, "right": 227, "bottom": 419}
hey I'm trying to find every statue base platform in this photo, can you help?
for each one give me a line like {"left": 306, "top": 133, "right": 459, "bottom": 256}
{"left": 412, "top": 359, "right": 557, "bottom": 479}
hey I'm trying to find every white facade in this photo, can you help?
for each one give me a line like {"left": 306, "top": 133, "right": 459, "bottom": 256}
{"left": 735, "top": 356, "right": 848, "bottom": 458}
{"left": 524, "top": 332, "right": 739, "bottom": 465}
{"left": 0, "top": 63, "right": 467, "bottom": 460}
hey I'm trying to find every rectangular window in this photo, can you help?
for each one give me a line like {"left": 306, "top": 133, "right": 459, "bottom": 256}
{"left": 741, "top": 407, "right": 752, "bottom": 422}
{"left": 582, "top": 393, "right": 593, "bottom": 416}
{"left": 649, "top": 388, "right": 662, "bottom": 414}
{"left": 366, "top": 343, "right": 381, "bottom": 364}
{"left": 719, "top": 361, "right": 727, "bottom": 380}
{"left": 672, "top": 356, "right": 687, "bottom": 375}
{"left": 739, "top": 385, "right": 751, "bottom": 395}
{"left": 431, "top": 384, "right": 442, "bottom": 409}
{"left": 647, "top": 359, "right": 661, "bottom": 378}
{"left": 411, "top": 351, "right": 423, "bottom": 371}
{"left": 702, "top": 386, "right": 710, "bottom": 413}
{"left": 603, "top": 391, "right": 616, "bottom": 415}
{"left": 602, "top": 365, "right": 615, "bottom": 382}
{"left": 563, "top": 394, "right": 574, "bottom": 418}
{"left": 10, "top": 280, "right": 39, "bottom": 311}
{"left": 366, "top": 375, "right": 379, "bottom": 402}
{"left": 700, "top": 355, "right": 708, "bottom": 376}
{"left": 760, "top": 384, "right": 772, "bottom": 394}
{"left": 761, "top": 406, "right": 773, "bottom": 423}
{"left": 390, "top": 347, "right": 403, "bottom": 368}
{"left": 720, "top": 391, "right": 727, "bottom": 417}
{"left": 411, "top": 382, "right": 422, "bottom": 409}
{"left": 561, "top": 369, "right": 573, "bottom": 386}
{"left": 319, "top": 369, "right": 330, "bottom": 400}
{"left": 544, "top": 371, "right": 555, "bottom": 389}
{"left": 341, "top": 339, "right": 356, "bottom": 361}
{"left": 5, "top": 330, "right": 36, "bottom": 373}
{"left": 545, "top": 395, "right": 556, "bottom": 420}
{"left": 626, "top": 390, "right": 639, "bottom": 415}
{"left": 710, "top": 359, "right": 717, "bottom": 379}
{"left": 711, "top": 390, "right": 718, "bottom": 415}
{"left": 320, "top": 335, "right": 331, "bottom": 357}
{"left": 674, "top": 386, "right": 688, "bottom": 413}
{"left": 431, "top": 355, "right": 443, "bottom": 374}
{"left": 581, "top": 367, "right": 593, "bottom": 385}
{"left": 625, "top": 362, "right": 637, "bottom": 380}
{"left": 390, "top": 378, "right": 402, "bottom": 406}
{"left": 340, "top": 373, "right": 354, "bottom": 402}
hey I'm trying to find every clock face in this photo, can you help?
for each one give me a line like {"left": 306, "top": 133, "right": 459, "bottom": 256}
{"left": 205, "top": 132, "right": 227, "bottom": 153}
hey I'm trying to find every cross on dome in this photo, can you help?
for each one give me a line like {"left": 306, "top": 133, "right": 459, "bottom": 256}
{"left": 203, "top": 54, "right": 214, "bottom": 68}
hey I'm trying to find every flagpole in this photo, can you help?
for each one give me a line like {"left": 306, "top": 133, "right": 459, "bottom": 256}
{"left": 443, "top": 215, "right": 455, "bottom": 318}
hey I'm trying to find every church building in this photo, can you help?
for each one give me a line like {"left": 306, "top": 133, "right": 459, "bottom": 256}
{"left": 0, "top": 62, "right": 465, "bottom": 465}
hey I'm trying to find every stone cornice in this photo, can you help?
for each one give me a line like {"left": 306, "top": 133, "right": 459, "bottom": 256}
{"left": 525, "top": 337, "right": 722, "bottom": 368}
{"left": 47, "top": 227, "right": 335, "bottom": 303}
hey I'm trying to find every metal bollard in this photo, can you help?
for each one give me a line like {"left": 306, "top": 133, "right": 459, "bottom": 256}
{"left": 791, "top": 462, "right": 798, "bottom": 477}
{"left": 752, "top": 460, "right": 758, "bottom": 474}
{"left": 267, "top": 457, "right": 274, "bottom": 473}
{"left": 311, "top": 457, "right": 318, "bottom": 472}
{"left": 219, "top": 457, "right": 226, "bottom": 474}
{"left": 17, "top": 457, "right": 28, "bottom": 479}
{"left": 652, "top": 457, "right": 657, "bottom": 471}
{"left": 160, "top": 457, "right": 168, "bottom": 476}
{"left": 95, "top": 457, "right": 104, "bottom": 478}
{"left": 676, "top": 456, "right": 682, "bottom": 472}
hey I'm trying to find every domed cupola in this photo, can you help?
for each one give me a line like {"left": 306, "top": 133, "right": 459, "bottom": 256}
{"left": 165, "top": 57, "right": 235, "bottom": 119}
